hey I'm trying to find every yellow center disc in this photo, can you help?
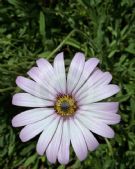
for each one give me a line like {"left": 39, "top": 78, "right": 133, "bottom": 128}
{"left": 54, "top": 95, "right": 77, "bottom": 117}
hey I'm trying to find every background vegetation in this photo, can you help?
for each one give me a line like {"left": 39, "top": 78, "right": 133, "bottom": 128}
{"left": 0, "top": 0, "right": 135, "bottom": 168}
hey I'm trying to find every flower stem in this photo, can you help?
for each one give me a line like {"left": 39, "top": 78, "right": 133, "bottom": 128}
{"left": 0, "top": 87, "right": 16, "bottom": 93}
{"left": 47, "top": 29, "right": 77, "bottom": 59}
{"left": 105, "top": 138, "right": 114, "bottom": 156}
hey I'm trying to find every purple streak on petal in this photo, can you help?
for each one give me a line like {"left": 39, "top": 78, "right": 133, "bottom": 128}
{"left": 12, "top": 108, "right": 54, "bottom": 127}
{"left": 58, "top": 119, "right": 70, "bottom": 165}
{"left": 72, "top": 58, "right": 99, "bottom": 95}
{"left": 16, "top": 76, "right": 55, "bottom": 101}
{"left": 53, "top": 52, "right": 66, "bottom": 94}
{"left": 19, "top": 114, "right": 56, "bottom": 142}
{"left": 76, "top": 113, "right": 115, "bottom": 138}
{"left": 69, "top": 117, "right": 88, "bottom": 161}
{"left": 36, "top": 116, "right": 60, "bottom": 155}
{"left": 12, "top": 93, "right": 54, "bottom": 107}
{"left": 67, "top": 52, "right": 85, "bottom": 94}
{"left": 46, "top": 118, "right": 63, "bottom": 163}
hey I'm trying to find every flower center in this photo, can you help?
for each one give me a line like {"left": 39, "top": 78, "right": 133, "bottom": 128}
{"left": 54, "top": 95, "right": 77, "bottom": 116}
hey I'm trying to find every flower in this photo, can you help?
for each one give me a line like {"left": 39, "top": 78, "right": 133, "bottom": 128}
{"left": 12, "top": 52, "right": 120, "bottom": 164}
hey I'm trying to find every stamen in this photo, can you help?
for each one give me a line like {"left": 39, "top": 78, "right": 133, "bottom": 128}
{"left": 54, "top": 95, "right": 77, "bottom": 117}
{"left": 61, "top": 102, "right": 70, "bottom": 112}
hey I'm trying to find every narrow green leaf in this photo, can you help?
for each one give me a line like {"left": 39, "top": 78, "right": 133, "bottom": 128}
{"left": 23, "top": 154, "right": 37, "bottom": 167}
{"left": 39, "top": 11, "right": 46, "bottom": 43}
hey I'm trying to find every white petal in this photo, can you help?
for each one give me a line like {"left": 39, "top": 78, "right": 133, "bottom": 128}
{"left": 69, "top": 117, "right": 88, "bottom": 161}
{"left": 36, "top": 116, "right": 60, "bottom": 155}
{"left": 36, "top": 58, "right": 60, "bottom": 93}
{"left": 76, "top": 113, "right": 115, "bottom": 138}
{"left": 93, "top": 72, "right": 112, "bottom": 87}
{"left": 12, "top": 108, "right": 54, "bottom": 127}
{"left": 75, "top": 70, "right": 112, "bottom": 99}
{"left": 16, "top": 76, "right": 55, "bottom": 101}
{"left": 74, "top": 118, "right": 99, "bottom": 151}
{"left": 79, "top": 102, "right": 119, "bottom": 113}
{"left": 78, "top": 110, "right": 121, "bottom": 125}
{"left": 78, "top": 85, "right": 120, "bottom": 105}
{"left": 75, "top": 69, "right": 103, "bottom": 98}
{"left": 67, "top": 52, "right": 85, "bottom": 94}
{"left": 19, "top": 114, "right": 56, "bottom": 142}
{"left": 46, "top": 118, "right": 63, "bottom": 163}
{"left": 27, "top": 67, "right": 57, "bottom": 96}
{"left": 72, "top": 58, "right": 99, "bottom": 95}
{"left": 53, "top": 52, "right": 66, "bottom": 94}
{"left": 58, "top": 119, "right": 70, "bottom": 165}
{"left": 12, "top": 93, "right": 54, "bottom": 107}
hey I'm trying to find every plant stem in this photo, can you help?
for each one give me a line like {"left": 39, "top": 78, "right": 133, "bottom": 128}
{"left": 0, "top": 87, "right": 16, "bottom": 93}
{"left": 47, "top": 29, "right": 77, "bottom": 59}
{"left": 105, "top": 138, "right": 113, "bottom": 156}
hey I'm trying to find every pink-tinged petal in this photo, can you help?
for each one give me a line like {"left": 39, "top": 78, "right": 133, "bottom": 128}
{"left": 93, "top": 72, "right": 112, "bottom": 87}
{"left": 74, "top": 118, "right": 99, "bottom": 151}
{"left": 79, "top": 102, "right": 119, "bottom": 114}
{"left": 58, "top": 119, "right": 70, "bottom": 165}
{"left": 72, "top": 58, "right": 99, "bottom": 95}
{"left": 75, "top": 70, "right": 112, "bottom": 99}
{"left": 27, "top": 67, "right": 57, "bottom": 96}
{"left": 16, "top": 76, "right": 55, "bottom": 101}
{"left": 53, "top": 52, "right": 66, "bottom": 94}
{"left": 36, "top": 58, "right": 54, "bottom": 77}
{"left": 69, "top": 117, "right": 88, "bottom": 161}
{"left": 12, "top": 108, "right": 54, "bottom": 127}
{"left": 19, "top": 114, "right": 56, "bottom": 142}
{"left": 76, "top": 113, "right": 115, "bottom": 138}
{"left": 75, "top": 68, "right": 103, "bottom": 98}
{"left": 12, "top": 93, "right": 54, "bottom": 107}
{"left": 36, "top": 116, "right": 60, "bottom": 155}
{"left": 78, "top": 85, "right": 120, "bottom": 105}
{"left": 78, "top": 110, "right": 121, "bottom": 125}
{"left": 46, "top": 119, "right": 63, "bottom": 163}
{"left": 67, "top": 52, "right": 85, "bottom": 94}
{"left": 36, "top": 58, "right": 60, "bottom": 93}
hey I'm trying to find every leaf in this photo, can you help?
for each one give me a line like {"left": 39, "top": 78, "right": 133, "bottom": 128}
{"left": 23, "top": 154, "right": 37, "bottom": 167}
{"left": 65, "top": 38, "right": 82, "bottom": 49}
{"left": 57, "top": 165, "right": 65, "bottom": 169}
{"left": 39, "top": 11, "right": 46, "bottom": 44}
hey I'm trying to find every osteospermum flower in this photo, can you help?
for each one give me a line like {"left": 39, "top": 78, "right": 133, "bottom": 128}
{"left": 12, "top": 52, "right": 120, "bottom": 164}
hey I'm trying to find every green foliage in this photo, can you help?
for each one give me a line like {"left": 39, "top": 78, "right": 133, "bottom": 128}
{"left": 0, "top": 0, "right": 135, "bottom": 168}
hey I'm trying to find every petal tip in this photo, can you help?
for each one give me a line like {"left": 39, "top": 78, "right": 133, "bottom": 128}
{"left": 27, "top": 67, "right": 37, "bottom": 76}
{"left": 11, "top": 118, "right": 16, "bottom": 127}
{"left": 93, "top": 143, "right": 100, "bottom": 151}
{"left": 108, "top": 130, "right": 115, "bottom": 138}
{"left": 58, "top": 159, "right": 69, "bottom": 165}
{"left": 91, "top": 57, "right": 100, "bottom": 62}
{"left": 75, "top": 52, "right": 85, "bottom": 59}
{"left": 78, "top": 154, "right": 87, "bottom": 161}
{"left": 112, "top": 85, "right": 120, "bottom": 93}
{"left": 55, "top": 52, "right": 64, "bottom": 60}
{"left": 36, "top": 58, "right": 46, "bottom": 66}
{"left": 36, "top": 145, "right": 44, "bottom": 156}
{"left": 16, "top": 76, "right": 24, "bottom": 86}
{"left": 115, "top": 85, "right": 121, "bottom": 92}
{"left": 115, "top": 115, "right": 121, "bottom": 124}
{"left": 16, "top": 76, "right": 21, "bottom": 83}
{"left": 47, "top": 157, "right": 56, "bottom": 164}
{"left": 12, "top": 94, "right": 17, "bottom": 105}
{"left": 19, "top": 132, "right": 27, "bottom": 142}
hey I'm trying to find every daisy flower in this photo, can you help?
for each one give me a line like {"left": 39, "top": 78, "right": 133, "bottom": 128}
{"left": 12, "top": 52, "right": 120, "bottom": 164}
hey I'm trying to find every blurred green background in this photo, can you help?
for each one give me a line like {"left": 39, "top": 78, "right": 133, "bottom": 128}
{"left": 0, "top": 0, "right": 135, "bottom": 168}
